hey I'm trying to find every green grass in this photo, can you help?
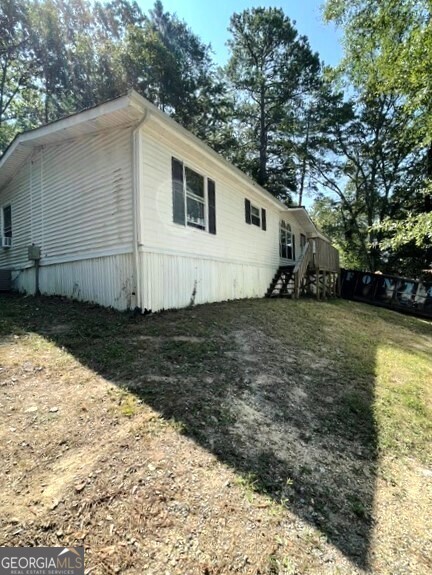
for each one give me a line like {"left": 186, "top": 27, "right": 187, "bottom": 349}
{"left": 264, "top": 299, "right": 432, "bottom": 462}
{"left": 1, "top": 294, "right": 430, "bottom": 465}
{"left": 1, "top": 293, "right": 431, "bottom": 571}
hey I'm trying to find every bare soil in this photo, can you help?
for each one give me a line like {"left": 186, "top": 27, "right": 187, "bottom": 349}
{"left": 0, "top": 294, "right": 431, "bottom": 574}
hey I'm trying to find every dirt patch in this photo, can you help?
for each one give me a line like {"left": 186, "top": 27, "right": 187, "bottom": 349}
{"left": 0, "top": 295, "right": 431, "bottom": 574}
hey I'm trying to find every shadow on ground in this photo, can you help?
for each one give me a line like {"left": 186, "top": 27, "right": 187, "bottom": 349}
{"left": 2, "top": 294, "right": 427, "bottom": 569}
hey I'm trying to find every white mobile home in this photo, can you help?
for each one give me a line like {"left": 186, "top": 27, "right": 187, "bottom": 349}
{"left": 0, "top": 90, "right": 339, "bottom": 312}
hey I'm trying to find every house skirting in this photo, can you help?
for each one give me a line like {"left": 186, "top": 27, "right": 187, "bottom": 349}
{"left": 11, "top": 253, "right": 134, "bottom": 311}
{"left": 138, "top": 251, "right": 276, "bottom": 313}
{"left": 8, "top": 251, "right": 277, "bottom": 313}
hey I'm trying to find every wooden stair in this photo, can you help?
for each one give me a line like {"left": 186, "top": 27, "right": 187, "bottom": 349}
{"left": 266, "top": 238, "right": 341, "bottom": 301}
{"left": 266, "top": 265, "right": 295, "bottom": 298}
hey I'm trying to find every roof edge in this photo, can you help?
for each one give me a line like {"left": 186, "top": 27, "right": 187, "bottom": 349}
{"left": 0, "top": 92, "right": 133, "bottom": 172}
{"left": 286, "top": 206, "right": 330, "bottom": 242}
{"left": 128, "top": 90, "right": 289, "bottom": 212}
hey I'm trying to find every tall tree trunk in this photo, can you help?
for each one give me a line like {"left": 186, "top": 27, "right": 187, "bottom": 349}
{"left": 426, "top": 143, "right": 432, "bottom": 212}
{"left": 298, "top": 108, "right": 311, "bottom": 206}
{"left": 44, "top": 81, "right": 50, "bottom": 124}
{"left": 258, "top": 84, "right": 267, "bottom": 186}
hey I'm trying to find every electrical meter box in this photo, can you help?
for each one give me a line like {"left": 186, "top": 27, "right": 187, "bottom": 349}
{"left": 28, "top": 245, "right": 41, "bottom": 261}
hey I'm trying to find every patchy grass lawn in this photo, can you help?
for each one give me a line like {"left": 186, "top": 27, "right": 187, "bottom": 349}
{"left": 0, "top": 294, "right": 431, "bottom": 575}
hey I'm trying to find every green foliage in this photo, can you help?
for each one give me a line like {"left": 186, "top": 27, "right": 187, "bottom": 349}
{"left": 0, "top": 0, "right": 232, "bottom": 156}
{"left": 0, "top": 0, "right": 36, "bottom": 146}
{"left": 377, "top": 205, "right": 432, "bottom": 277}
{"left": 311, "top": 89, "right": 426, "bottom": 272}
{"left": 324, "top": 0, "right": 432, "bottom": 136}
{"left": 226, "top": 7, "right": 320, "bottom": 201}
{"left": 0, "top": 0, "right": 123, "bottom": 148}
{"left": 2, "top": 0, "right": 428, "bottom": 280}
{"left": 311, "top": 196, "right": 367, "bottom": 270}
{"left": 123, "top": 1, "right": 233, "bottom": 148}
{"left": 380, "top": 212, "right": 432, "bottom": 251}
{"left": 323, "top": 0, "right": 432, "bottom": 272}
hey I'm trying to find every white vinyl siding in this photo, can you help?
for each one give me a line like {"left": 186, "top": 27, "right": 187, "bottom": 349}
{"left": 12, "top": 253, "right": 134, "bottom": 310}
{"left": 137, "top": 117, "right": 301, "bottom": 311}
{"left": 0, "top": 164, "right": 31, "bottom": 267}
{"left": 0, "top": 126, "right": 135, "bottom": 308}
{"left": 139, "top": 251, "right": 274, "bottom": 312}
{"left": 0, "top": 98, "right": 311, "bottom": 312}
{"left": 139, "top": 119, "right": 285, "bottom": 268}
{"left": 36, "top": 128, "right": 133, "bottom": 257}
{"left": 0, "top": 126, "right": 133, "bottom": 268}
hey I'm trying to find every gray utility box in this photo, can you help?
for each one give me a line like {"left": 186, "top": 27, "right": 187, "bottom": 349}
{"left": 0, "top": 269, "right": 11, "bottom": 291}
{"left": 28, "top": 245, "right": 41, "bottom": 261}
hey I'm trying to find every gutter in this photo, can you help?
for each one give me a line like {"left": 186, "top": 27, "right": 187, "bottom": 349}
{"left": 131, "top": 107, "right": 148, "bottom": 311}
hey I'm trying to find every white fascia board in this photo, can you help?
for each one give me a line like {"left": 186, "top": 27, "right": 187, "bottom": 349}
{"left": 128, "top": 90, "right": 288, "bottom": 212}
{"left": 0, "top": 93, "right": 134, "bottom": 172}
{"left": 285, "top": 206, "right": 330, "bottom": 242}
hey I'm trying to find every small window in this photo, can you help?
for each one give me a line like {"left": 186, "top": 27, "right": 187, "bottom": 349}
{"left": 185, "top": 167, "right": 205, "bottom": 230}
{"left": 171, "top": 157, "right": 216, "bottom": 234}
{"left": 251, "top": 204, "right": 261, "bottom": 227}
{"left": 280, "top": 220, "right": 295, "bottom": 260}
{"left": 2, "top": 205, "right": 12, "bottom": 239}
{"left": 245, "top": 198, "right": 265, "bottom": 229}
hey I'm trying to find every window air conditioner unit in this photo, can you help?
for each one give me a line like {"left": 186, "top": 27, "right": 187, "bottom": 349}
{"left": 1, "top": 237, "right": 12, "bottom": 248}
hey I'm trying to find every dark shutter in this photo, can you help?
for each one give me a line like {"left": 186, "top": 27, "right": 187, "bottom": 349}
{"left": 3, "top": 205, "right": 12, "bottom": 237}
{"left": 208, "top": 179, "right": 216, "bottom": 234}
{"left": 172, "top": 157, "right": 185, "bottom": 225}
{"left": 261, "top": 208, "right": 267, "bottom": 231}
{"left": 292, "top": 233, "right": 296, "bottom": 260}
{"left": 245, "top": 198, "right": 251, "bottom": 224}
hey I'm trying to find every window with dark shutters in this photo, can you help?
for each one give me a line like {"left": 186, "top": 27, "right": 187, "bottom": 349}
{"left": 172, "top": 157, "right": 185, "bottom": 225}
{"left": 245, "top": 198, "right": 267, "bottom": 229}
{"left": 245, "top": 198, "right": 251, "bottom": 224}
{"left": 208, "top": 179, "right": 216, "bottom": 234}
{"left": 261, "top": 208, "right": 267, "bottom": 231}
{"left": 171, "top": 157, "right": 217, "bottom": 234}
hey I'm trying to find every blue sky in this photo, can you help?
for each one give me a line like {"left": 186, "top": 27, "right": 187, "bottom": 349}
{"left": 136, "top": 1, "right": 343, "bottom": 207}
{"left": 136, "top": 1, "right": 343, "bottom": 67}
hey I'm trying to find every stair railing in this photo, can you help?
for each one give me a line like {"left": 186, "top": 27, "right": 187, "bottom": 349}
{"left": 293, "top": 241, "right": 311, "bottom": 298}
{"left": 310, "top": 236, "right": 340, "bottom": 272}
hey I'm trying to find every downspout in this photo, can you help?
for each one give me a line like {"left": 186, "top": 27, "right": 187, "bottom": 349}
{"left": 132, "top": 110, "right": 148, "bottom": 311}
